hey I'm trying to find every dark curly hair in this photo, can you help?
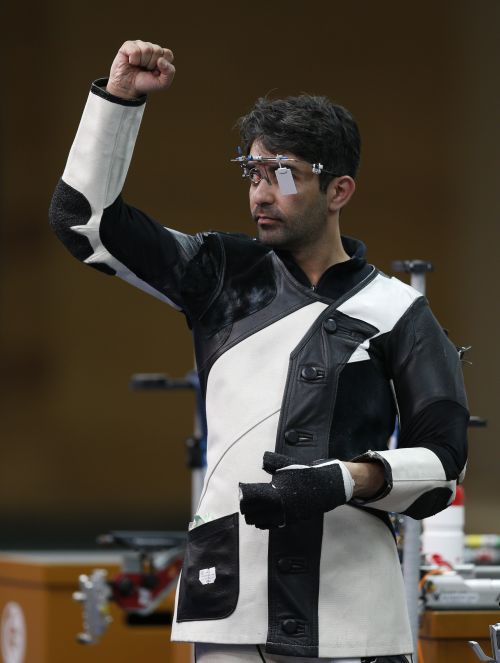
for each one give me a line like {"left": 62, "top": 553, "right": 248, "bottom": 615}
{"left": 237, "top": 95, "right": 361, "bottom": 192}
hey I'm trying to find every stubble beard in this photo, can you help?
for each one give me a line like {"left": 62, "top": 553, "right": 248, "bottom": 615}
{"left": 255, "top": 198, "right": 328, "bottom": 251}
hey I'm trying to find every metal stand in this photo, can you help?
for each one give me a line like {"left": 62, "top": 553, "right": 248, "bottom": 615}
{"left": 73, "top": 531, "right": 185, "bottom": 644}
{"left": 392, "top": 260, "right": 486, "bottom": 661}
{"left": 130, "top": 370, "right": 207, "bottom": 512}
{"left": 130, "top": 371, "right": 206, "bottom": 663}
{"left": 392, "top": 260, "right": 434, "bottom": 663}
{"left": 73, "top": 372, "right": 207, "bottom": 647}
{"left": 469, "top": 623, "right": 500, "bottom": 662}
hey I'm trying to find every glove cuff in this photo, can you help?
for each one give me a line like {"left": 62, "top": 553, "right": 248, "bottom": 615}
{"left": 337, "top": 460, "right": 355, "bottom": 501}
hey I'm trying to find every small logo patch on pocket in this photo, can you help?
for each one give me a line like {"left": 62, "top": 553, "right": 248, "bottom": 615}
{"left": 198, "top": 567, "right": 216, "bottom": 585}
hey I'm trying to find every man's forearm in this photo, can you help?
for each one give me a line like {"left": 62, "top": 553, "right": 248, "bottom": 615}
{"left": 344, "top": 461, "right": 386, "bottom": 499}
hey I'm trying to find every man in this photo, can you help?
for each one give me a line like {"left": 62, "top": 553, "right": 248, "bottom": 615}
{"left": 50, "top": 40, "right": 468, "bottom": 663}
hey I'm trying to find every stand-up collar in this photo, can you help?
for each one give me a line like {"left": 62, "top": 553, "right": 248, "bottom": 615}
{"left": 274, "top": 235, "right": 372, "bottom": 301}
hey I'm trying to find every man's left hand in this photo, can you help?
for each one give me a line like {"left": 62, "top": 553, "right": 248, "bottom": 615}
{"left": 239, "top": 452, "right": 355, "bottom": 529}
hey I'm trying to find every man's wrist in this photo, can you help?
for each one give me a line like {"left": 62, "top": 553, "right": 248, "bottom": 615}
{"left": 344, "top": 460, "right": 385, "bottom": 499}
{"left": 91, "top": 79, "right": 147, "bottom": 108}
{"left": 106, "top": 81, "right": 141, "bottom": 101}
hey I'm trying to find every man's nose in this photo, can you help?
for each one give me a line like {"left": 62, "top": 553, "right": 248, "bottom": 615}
{"left": 250, "top": 178, "right": 276, "bottom": 205}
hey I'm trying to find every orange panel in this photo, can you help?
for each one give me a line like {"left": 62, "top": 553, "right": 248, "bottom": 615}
{"left": 0, "top": 553, "right": 191, "bottom": 663}
{"left": 419, "top": 610, "right": 499, "bottom": 663}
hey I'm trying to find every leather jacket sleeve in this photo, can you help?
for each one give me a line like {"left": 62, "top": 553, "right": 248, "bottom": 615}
{"left": 352, "top": 296, "right": 469, "bottom": 519}
{"left": 49, "top": 79, "right": 206, "bottom": 312}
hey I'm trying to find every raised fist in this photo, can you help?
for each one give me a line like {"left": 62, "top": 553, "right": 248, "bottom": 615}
{"left": 106, "top": 40, "right": 175, "bottom": 100}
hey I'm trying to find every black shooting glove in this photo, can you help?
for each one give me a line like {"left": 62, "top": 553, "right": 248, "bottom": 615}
{"left": 239, "top": 451, "right": 355, "bottom": 529}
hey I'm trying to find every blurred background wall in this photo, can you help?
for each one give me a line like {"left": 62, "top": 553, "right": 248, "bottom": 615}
{"left": 1, "top": 0, "right": 498, "bottom": 548}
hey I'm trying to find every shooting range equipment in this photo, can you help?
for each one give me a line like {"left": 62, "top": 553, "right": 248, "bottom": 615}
{"left": 73, "top": 371, "right": 206, "bottom": 645}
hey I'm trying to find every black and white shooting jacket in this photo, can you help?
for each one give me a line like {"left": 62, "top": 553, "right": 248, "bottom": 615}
{"left": 50, "top": 82, "right": 469, "bottom": 659}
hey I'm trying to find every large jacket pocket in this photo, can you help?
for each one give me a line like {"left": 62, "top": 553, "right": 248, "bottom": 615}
{"left": 176, "top": 512, "right": 239, "bottom": 622}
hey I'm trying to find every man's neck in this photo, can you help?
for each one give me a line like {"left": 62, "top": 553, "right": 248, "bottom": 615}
{"left": 289, "top": 228, "right": 350, "bottom": 288}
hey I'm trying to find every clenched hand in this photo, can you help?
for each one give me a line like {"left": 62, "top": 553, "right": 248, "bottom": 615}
{"left": 106, "top": 40, "right": 175, "bottom": 100}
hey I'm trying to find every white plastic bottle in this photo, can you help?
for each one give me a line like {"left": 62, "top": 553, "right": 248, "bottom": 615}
{"left": 422, "top": 485, "right": 465, "bottom": 567}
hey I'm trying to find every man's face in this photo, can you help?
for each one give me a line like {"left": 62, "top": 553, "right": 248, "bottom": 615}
{"left": 248, "top": 139, "right": 328, "bottom": 251}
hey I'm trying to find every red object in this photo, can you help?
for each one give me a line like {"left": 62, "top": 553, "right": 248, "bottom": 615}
{"left": 111, "top": 557, "right": 183, "bottom": 612}
{"left": 452, "top": 485, "right": 465, "bottom": 506}
{"left": 430, "top": 553, "right": 453, "bottom": 570}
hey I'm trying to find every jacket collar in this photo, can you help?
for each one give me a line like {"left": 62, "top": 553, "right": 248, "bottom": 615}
{"left": 274, "top": 235, "right": 369, "bottom": 299}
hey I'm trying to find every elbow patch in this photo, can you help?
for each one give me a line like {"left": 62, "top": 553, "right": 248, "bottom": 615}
{"left": 403, "top": 486, "right": 454, "bottom": 520}
{"left": 49, "top": 179, "right": 116, "bottom": 275}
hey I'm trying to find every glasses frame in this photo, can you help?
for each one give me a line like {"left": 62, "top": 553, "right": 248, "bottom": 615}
{"left": 231, "top": 153, "right": 339, "bottom": 186}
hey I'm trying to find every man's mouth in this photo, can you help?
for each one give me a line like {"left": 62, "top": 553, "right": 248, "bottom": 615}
{"left": 254, "top": 209, "right": 284, "bottom": 226}
{"left": 257, "top": 216, "right": 280, "bottom": 225}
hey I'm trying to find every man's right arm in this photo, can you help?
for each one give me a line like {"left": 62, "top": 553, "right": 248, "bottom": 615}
{"left": 49, "top": 40, "right": 204, "bottom": 311}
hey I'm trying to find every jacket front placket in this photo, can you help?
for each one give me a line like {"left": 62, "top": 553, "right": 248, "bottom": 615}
{"left": 266, "top": 298, "right": 379, "bottom": 657}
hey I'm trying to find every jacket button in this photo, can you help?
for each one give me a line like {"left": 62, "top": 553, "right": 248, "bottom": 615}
{"left": 323, "top": 317, "right": 337, "bottom": 333}
{"left": 284, "top": 430, "right": 300, "bottom": 445}
{"left": 300, "top": 366, "right": 318, "bottom": 380}
{"left": 277, "top": 557, "right": 292, "bottom": 572}
{"left": 282, "top": 619, "right": 298, "bottom": 635}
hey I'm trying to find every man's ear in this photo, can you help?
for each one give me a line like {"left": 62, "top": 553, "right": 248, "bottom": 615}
{"left": 326, "top": 175, "right": 356, "bottom": 213}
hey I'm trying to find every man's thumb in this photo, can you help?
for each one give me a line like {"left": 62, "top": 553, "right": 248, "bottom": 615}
{"left": 262, "top": 451, "right": 297, "bottom": 475}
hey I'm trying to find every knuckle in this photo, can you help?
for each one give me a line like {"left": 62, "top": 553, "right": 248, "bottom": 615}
{"left": 121, "top": 40, "right": 136, "bottom": 54}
